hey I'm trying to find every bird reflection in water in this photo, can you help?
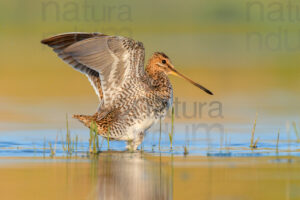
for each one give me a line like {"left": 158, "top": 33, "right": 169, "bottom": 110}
{"left": 88, "top": 152, "right": 171, "bottom": 200}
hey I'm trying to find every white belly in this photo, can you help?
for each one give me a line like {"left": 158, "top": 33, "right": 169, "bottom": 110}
{"left": 120, "top": 114, "right": 157, "bottom": 140}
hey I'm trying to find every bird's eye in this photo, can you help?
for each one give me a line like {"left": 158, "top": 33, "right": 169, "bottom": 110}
{"left": 162, "top": 60, "right": 166, "bottom": 64}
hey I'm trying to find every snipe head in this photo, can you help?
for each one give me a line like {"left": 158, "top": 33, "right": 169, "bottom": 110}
{"left": 147, "top": 52, "right": 213, "bottom": 95}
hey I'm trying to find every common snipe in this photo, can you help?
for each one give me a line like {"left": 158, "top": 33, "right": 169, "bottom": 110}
{"left": 41, "top": 32, "right": 213, "bottom": 150}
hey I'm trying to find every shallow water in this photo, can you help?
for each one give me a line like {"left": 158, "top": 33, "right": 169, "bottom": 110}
{"left": 1, "top": 121, "right": 300, "bottom": 199}
{"left": 0, "top": 122, "right": 299, "bottom": 157}
{"left": 0, "top": 154, "right": 300, "bottom": 200}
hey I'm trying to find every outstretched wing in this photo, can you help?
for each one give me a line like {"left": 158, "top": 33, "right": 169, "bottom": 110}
{"left": 41, "top": 32, "right": 105, "bottom": 101}
{"left": 54, "top": 33, "right": 146, "bottom": 110}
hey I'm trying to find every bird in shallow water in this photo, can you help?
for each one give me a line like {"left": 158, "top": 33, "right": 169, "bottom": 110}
{"left": 41, "top": 32, "right": 213, "bottom": 151}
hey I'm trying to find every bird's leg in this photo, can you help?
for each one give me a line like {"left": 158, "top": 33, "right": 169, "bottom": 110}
{"left": 126, "top": 140, "right": 135, "bottom": 152}
{"left": 126, "top": 132, "right": 144, "bottom": 152}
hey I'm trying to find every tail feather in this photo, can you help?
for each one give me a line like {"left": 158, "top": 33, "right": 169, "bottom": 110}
{"left": 73, "top": 110, "right": 118, "bottom": 139}
{"left": 73, "top": 114, "right": 95, "bottom": 128}
{"left": 73, "top": 114, "right": 107, "bottom": 137}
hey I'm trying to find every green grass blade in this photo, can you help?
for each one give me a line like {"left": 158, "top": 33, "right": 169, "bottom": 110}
{"left": 250, "top": 113, "right": 258, "bottom": 148}
{"left": 276, "top": 129, "right": 280, "bottom": 153}
{"left": 107, "top": 127, "right": 110, "bottom": 150}
{"left": 159, "top": 117, "right": 162, "bottom": 151}
{"left": 292, "top": 121, "right": 300, "bottom": 141}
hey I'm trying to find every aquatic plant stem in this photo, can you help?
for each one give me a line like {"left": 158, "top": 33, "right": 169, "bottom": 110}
{"left": 292, "top": 121, "right": 300, "bottom": 142}
{"left": 169, "top": 106, "right": 175, "bottom": 150}
{"left": 107, "top": 127, "right": 110, "bottom": 150}
{"left": 159, "top": 117, "right": 162, "bottom": 151}
{"left": 250, "top": 113, "right": 258, "bottom": 149}
{"left": 276, "top": 129, "right": 280, "bottom": 154}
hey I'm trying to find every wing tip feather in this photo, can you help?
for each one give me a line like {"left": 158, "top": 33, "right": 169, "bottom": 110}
{"left": 41, "top": 32, "right": 105, "bottom": 46}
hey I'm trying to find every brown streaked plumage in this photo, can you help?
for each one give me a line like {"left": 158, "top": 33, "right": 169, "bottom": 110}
{"left": 41, "top": 32, "right": 213, "bottom": 150}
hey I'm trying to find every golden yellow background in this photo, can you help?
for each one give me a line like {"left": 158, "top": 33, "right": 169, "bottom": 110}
{"left": 1, "top": 0, "right": 299, "bottom": 129}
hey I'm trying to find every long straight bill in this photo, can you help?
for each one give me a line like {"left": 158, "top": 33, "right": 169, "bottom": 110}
{"left": 169, "top": 67, "right": 213, "bottom": 95}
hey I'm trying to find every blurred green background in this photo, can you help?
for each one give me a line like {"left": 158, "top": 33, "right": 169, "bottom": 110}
{"left": 1, "top": 0, "right": 300, "bottom": 129}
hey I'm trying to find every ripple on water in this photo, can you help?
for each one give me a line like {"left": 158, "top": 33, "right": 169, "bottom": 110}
{"left": 0, "top": 124, "right": 300, "bottom": 157}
